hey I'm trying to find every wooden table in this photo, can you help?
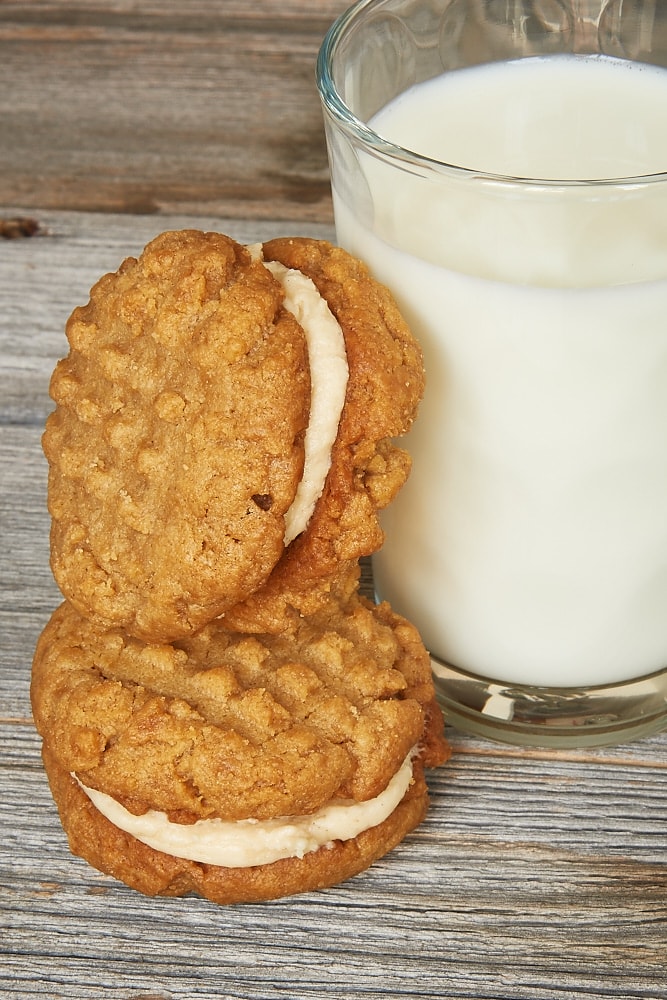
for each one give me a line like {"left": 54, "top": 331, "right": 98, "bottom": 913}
{"left": 2, "top": 4, "right": 667, "bottom": 998}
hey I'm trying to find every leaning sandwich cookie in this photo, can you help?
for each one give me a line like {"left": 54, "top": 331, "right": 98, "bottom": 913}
{"left": 31, "top": 599, "right": 449, "bottom": 904}
{"left": 44, "top": 230, "right": 425, "bottom": 643}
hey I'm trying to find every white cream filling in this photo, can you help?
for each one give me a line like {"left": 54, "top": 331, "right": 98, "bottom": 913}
{"left": 74, "top": 752, "right": 414, "bottom": 868}
{"left": 247, "top": 243, "right": 349, "bottom": 544}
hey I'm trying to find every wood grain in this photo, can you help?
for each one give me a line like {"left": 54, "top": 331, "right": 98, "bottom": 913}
{"left": 2, "top": 3, "right": 667, "bottom": 995}
{"left": 2, "top": 206, "right": 667, "bottom": 1000}
{"left": 0, "top": 0, "right": 347, "bottom": 221}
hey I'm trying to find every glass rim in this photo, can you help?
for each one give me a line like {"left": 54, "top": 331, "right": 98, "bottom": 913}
{"left": 316, "top": 0, "right": 667, "bottom": 190}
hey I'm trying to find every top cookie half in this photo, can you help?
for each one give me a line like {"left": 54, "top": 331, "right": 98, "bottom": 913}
{"left": 44, "top": 230, "right": 310, "bottom": 642}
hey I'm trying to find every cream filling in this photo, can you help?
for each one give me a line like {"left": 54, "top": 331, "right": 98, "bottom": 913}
{"left": 74, "top": 752, "right": 414, "bottom": 868}
{"left": 247, "top": 244, "right": 349, "bottom": 544}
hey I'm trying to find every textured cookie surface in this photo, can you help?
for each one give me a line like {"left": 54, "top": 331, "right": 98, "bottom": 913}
{"left": 32, "top": 596, "right": 448, "bottom": 902}
{"left": 31, "top": 598, "right": 447, "bottom": 823}
{"left": 41, "top": 744, "right": 430, "bottom": 904}
{"left": 44, "top": 230, "right": 309, "bottom": 642}
{"left": 223, "top": 238, "right": 426, "bottom": 633}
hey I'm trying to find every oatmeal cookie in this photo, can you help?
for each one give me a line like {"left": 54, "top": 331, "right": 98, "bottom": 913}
{"left": 31, "top": 598, "right": 448, "bottom": 904}
{"left": 44, "top": 230, "right": 310, "bottom": 642}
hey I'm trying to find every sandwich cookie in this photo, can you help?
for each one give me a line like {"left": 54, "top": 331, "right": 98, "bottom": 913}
{"left": 31, "top": 598, "right": 449, "bottom": 903}
{"left": 45, "top": 230, "right": 425, "bottom": 644}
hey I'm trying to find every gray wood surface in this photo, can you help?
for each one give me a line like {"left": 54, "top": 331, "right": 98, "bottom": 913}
{"left": 0, "top": 0, "right": 340, "bottom": 222}
{"left": 1, "top": 2, "right": 667, "bottom": 998}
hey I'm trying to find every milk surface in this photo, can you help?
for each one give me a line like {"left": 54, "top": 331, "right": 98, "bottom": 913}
{"left": 334, "top": 55, "right": 667, "bottom": 687}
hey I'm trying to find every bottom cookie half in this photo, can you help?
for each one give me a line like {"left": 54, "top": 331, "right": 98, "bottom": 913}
{"left": 42, "top": 744, "right": 430, "bottom": 904}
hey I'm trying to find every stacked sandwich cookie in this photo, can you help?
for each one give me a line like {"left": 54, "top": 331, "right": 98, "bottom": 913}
{"left": 31, "top": 230, "right": 449, "bottom": 904}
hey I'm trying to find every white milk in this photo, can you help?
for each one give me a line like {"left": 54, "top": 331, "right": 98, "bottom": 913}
{"left": 333, "top": 55, "right": 667, "bottom": 687}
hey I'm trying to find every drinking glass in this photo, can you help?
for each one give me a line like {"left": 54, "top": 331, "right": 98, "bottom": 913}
{"left": 317, "top": 0, "right": 667, "bottom": 746}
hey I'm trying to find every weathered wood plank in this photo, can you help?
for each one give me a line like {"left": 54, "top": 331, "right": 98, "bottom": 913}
{"left": 0, "top": 1, "right": 347, "bottom": 220}
{"left": 3, "top": 724, "right": 667, "bottom": 1000}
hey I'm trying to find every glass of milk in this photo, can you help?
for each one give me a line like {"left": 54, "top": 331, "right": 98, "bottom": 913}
{"left": 317, "top": 0, "right": 667, "bottom": 746}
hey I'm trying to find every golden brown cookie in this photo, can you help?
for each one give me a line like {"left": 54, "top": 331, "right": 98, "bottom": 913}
{"left": 223, "top": 237, "right": 425, "bottom": 633}
{"left": 44, "top": 230, "right": 424, "bottom": 642}
{"left": 44, "top": 230, "right": 310, "bottom": 642}
{"left": 40, "top": 745, "right": 430, "bottom": 904}
{"left": 31, "top": 598, "right": 449, "bottom": 904}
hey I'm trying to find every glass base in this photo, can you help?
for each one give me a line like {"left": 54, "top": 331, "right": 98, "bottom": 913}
{"left": 431, "top": 657, "right": 667, "bottom": 748}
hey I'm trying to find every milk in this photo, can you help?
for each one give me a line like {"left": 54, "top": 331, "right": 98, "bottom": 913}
{"left": 333, "top": 55, "right": 667, "bottom": 687}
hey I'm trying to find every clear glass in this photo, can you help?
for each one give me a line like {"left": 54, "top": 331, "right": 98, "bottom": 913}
{"left": 317, "top": 0, "right": 667, "bottom": 746}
